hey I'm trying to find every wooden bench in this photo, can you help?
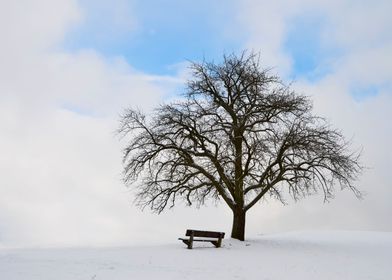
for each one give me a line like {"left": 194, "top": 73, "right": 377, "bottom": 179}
{"left": 179, "top": 229, "right": 225, "bottom": 249}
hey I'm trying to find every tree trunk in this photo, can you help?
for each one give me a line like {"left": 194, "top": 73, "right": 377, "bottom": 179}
{"left": 231, "top": 208, "right": 246, "bottom": 241}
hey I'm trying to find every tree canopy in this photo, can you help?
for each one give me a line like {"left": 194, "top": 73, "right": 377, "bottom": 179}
{"left": 119, "top": 52, "right": 362, "bottom": 240}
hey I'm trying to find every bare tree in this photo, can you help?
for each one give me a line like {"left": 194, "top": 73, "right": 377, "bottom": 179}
{"left": 119, "top": 52, "right": 362, "bottom": 241}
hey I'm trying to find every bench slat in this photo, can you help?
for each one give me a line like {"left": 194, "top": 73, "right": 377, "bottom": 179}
{"left": 179, "top": 238, "right": 218, "bottom": 242}
{"left": 185, "top": 229, "right": 225, "bottom": 238}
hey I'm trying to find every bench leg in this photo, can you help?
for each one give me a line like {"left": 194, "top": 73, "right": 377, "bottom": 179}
{"left": 211, "top": 237, "right": 222, "bottom": 248}
{"left": 181, "top": 238, "right": 193, "bottom": 249}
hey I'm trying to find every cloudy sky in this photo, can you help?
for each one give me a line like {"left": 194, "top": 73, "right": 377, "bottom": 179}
{"left": 1, "top": 0, "right": 391, "bottom": 248}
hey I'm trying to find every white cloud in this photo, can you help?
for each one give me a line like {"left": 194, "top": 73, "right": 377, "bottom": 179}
{"left": 75, "top": 0, "right": 138, "bottom": 42}
{"left": 0, "top": 0, "right": 80, "bottom": 55}
{"left": 0, "top": 0, "right": 189, "bottom": 248}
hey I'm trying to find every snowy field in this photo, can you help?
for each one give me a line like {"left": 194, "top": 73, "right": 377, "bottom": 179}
{"left": 0, "top": 231, "right": 391, "bottom": 280}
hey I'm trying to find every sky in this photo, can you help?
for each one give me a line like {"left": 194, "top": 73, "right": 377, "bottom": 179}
{"left": 0, "top": 0, "right": 391, "bottom": 248}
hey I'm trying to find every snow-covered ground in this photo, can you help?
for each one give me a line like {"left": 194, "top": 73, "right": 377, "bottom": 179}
{"left": 0, "top": 231, "right": 391, "bottom": 280}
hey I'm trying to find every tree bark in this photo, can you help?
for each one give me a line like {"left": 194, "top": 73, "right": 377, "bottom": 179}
{"left": 231, "top": 208, "right": 246, "bottom": 241}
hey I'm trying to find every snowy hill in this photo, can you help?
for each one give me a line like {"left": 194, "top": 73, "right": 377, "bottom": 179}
{"left": 1, "top": 231, "right": 391, "bottom": 280}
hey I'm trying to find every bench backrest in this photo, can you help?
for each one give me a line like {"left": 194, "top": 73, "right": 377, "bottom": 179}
{"left": 185, "top": 229, "right": 225, "bottom": 238}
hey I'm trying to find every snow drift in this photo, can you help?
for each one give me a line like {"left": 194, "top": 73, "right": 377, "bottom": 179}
{"left": 0, "top": 231, "right": 391, "bottom": 280}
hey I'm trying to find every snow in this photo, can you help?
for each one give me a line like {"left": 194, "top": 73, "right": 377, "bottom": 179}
{"left": 1, "top": 231, "right": 391, "bottom": 280}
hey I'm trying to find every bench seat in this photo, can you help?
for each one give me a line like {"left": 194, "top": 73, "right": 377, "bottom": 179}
{"left": 179, "top": 238, "right": 218, "bottom": 242}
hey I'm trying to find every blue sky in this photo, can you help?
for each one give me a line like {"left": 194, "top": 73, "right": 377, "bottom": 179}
{"left": 284, "top": 14, "right": 336, "bottom": 81}
{"left": 60, "top": 0, "right": 385, "bottom": 101}
{"left": 64, "top": 0, "right": 245, "bottom": 75}
{"left": 62, "top": 0, "right": 341, "bottom": 81}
